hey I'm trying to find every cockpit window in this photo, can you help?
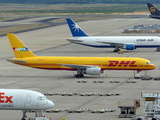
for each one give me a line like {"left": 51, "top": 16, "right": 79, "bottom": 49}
{"left": 146, "top": 62, "right": 151, "bottom": 64}
{"left": 37, "top": 96, "right": 48, "bottom": 100}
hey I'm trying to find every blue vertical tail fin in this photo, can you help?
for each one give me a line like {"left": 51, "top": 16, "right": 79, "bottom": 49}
{"left": 146, "top": 3, "right": 160, "bottom": 15}
{"left": 66, "top": 18, "right": 88, "bottom": 37}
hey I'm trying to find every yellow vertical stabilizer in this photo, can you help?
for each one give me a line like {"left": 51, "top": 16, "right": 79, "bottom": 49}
{"left": 7, "top": 33, "right": 36, "bottom": 58}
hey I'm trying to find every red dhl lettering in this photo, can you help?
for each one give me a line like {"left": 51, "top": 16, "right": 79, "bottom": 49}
{"left": 0, "top": 92, "right": 13, "bottom": 103}
{"left": 108, "top": 61, "right": 119, "bottom": 67}
{"left": 108, "top": 61, "right": 138, "bottom": 67}
{"left": 129, "top": 61, "right": 138, "bottom": 67}
{"left": 118, "top": 61, "right": 130, "bottom": 67}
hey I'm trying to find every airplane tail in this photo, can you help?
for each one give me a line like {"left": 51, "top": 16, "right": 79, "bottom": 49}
{"left": 146, "top": 3, "right": 160, "bottom": 15}
{"left": 66, "top": 18, "right": 88, "bottom": 37}
{"left": 7, "top": 33, "right": 36, "bottom": 58}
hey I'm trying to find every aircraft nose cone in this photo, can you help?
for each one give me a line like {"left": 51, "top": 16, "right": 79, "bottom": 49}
{"left": 153, "top": 65, "right": 156, "bottom": 69}
{"left": 48, "top": 100, "right": 54, "bottom": 108}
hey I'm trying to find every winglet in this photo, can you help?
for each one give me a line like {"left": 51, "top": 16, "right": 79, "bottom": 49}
{"left": 66, "top": 18, "right": 88, "bottom": 37}
{"left": 7, "top": 33, "right": 36, "bottom": 58}
{"left": 146, "top": 3, "right": 160, "bottom": 15}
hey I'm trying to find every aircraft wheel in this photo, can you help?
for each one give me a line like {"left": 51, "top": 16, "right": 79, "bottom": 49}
{"left": 134, "top": 73, "right": 141, "bottom": 79}
{"left": 137, "top": 118, "right": 142, "bottom": 120}
{"left": 113, "top": 49, "right": 120, "bottom": 52}
{"left": 75, "top": 74, "right": 84, "bottom": 78}
{"left": 75, "top": 75, "right": 80, "bottom": 78}
{"left": 74, "top": 75, "right": 78, "bottom": 78}
{"left": 152, "top": 118, "right": 157, "bottom": 120}
{"left": 80, "top": 74, "right": 84, "bottom": 78}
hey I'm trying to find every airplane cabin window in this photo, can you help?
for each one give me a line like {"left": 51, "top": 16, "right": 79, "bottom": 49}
{"left": 37, "top": 96, "right": 48, "bottom": 100}
{"left": 146, "top": 62, "right": 151, "bottom": 64}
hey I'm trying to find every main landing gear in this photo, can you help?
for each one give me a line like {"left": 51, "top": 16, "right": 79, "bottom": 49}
{"left": 21, "top": 110, "right": 27, "bottom": 120}
{"left": 157, "top": 47, "right": 160, "bottom": 52}
{"left": 113, "top": 47, "right": 121, "bottom": 52}
{"left": 74, "top": 69, "right": 84, "bottom": 78}
{"left": 74, "top": 74, "right": 84, "bottom": 78}
{"left": 113, "top": 49, "right": 120, "bottom": 52}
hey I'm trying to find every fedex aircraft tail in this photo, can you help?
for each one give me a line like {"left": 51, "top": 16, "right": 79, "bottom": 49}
{"left": 7, "top": 33, "right": 36, "bottom": 58}
{"left": 66, "top": 18, "right": 88, "bottom": 37}
{"left": 146, "top": 3, "right": 160, "bottom": 15}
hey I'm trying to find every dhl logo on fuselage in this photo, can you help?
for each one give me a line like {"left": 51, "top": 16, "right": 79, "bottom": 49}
{"left": 0, "top": 92, "right": 13, "bottom": 103}
{"left": 150, "top": 7, "right": 156, "bottom": 13}
{"left": 13, "top": 47, "right": 29, "bottom": 51}
{"left": 108, "top": 61, "right": 137, "bottom": 67}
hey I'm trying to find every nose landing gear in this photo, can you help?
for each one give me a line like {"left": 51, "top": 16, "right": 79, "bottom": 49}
{"left": 134, "top": 71, "right": 141, "bottom": 79}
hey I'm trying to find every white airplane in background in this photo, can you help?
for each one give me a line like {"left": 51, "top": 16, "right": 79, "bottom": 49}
{"left": 66, "top": 18, "right": 160, "bottom": 52}
{"left": 0, "top": 89, "right": 54, "bottom": 120}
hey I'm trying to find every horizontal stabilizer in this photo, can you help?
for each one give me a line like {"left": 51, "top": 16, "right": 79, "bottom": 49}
{"left": 6, "top": 59, "right": 27, "bottom": 64}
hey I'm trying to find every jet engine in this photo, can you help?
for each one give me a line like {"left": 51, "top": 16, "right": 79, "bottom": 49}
{"left": 125, "top": 44, "right": 135, "bottom": 50}
{"left": 84, "top": 67, "right": 101, "bottom": 75}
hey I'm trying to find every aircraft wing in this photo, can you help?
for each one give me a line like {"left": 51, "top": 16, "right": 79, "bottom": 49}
{"left": 59, "top": 64, "right": 98, "bottom": 69}
{"left": 96, "top": 41, "right": 125, "bottom": 47}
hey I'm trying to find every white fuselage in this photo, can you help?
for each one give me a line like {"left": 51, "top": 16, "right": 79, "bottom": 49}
{"left": 67, "top": 36, "right": 160, "bottom": 48}
{"left": 0, "top": 89, "right": 54, "bottom": 110}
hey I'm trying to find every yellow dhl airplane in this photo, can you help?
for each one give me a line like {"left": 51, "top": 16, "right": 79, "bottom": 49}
{"left": 6, "top": 33, "right": 156, "bottom": 79}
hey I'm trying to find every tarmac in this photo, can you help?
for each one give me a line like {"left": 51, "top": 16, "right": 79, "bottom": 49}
{"left": 0, "top": 16, "right": 160, "bottom": 120}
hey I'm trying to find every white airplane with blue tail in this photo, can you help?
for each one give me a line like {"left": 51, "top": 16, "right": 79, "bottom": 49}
{"left": 66, "top": 18, "right": 160, "bottom": 52}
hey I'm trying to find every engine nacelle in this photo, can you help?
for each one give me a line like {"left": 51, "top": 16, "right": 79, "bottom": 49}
{"left": 84, "top": 67, "right": 101, "bottom": 75}
{"left": 125, "top": 44, "right": 135, "bottom": 50}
